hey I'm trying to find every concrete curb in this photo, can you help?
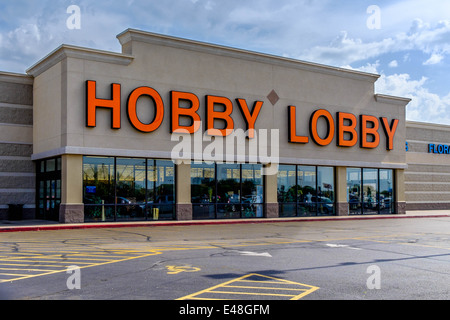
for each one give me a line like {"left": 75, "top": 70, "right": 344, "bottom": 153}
{"left": 1, "top": 213, "right": 449, "bottom": 233}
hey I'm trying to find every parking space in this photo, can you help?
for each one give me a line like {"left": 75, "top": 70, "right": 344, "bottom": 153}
{"left": 0, "top": 217, "right": 449, "bottom": 300}
{"left": 0, "top": 239, "right": 162, "bottom": 283}
{"left": 178, "top": 273, "right": 319, "bottom": 300}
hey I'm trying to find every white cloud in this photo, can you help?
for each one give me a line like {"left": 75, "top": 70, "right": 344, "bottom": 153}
{"left": 347, "top": 63, "right": 450, "bottom": 125}
{"left": 298, "top": 19, "right": 450, "bottom": 67}
{"left": 5, "top": 24, "right": 42, "bottom": 56}
{"left": 341, "top": 61, "right": 380, "bottom": 74}
{"left": 0, "top": 2, "right": 128, "bottom": 71}
{"left": 423, "top": 53, "right": 444, "bottom": 65}
{"left": 299, "top": 31, "right": 396, "bottom": 66}
{"left": 378, "top": 73, "right": 450, "bottom": 124}
{"left": 389, "top": 60, "right": 398, "bottom": 67}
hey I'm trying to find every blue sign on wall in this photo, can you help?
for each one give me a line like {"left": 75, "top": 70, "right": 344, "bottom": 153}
{"left": 86, "top": 186, "right": 97, "bottom": 194}
{"left": 429, "top": 143, "right": 450, "bottom": 155}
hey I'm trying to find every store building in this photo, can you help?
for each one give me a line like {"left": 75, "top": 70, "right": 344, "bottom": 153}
{"left": 2, "top": 28, "right": 444, "bottom": 224}
{"left": 405, "top": 122, "right": 450, "bottom": 210}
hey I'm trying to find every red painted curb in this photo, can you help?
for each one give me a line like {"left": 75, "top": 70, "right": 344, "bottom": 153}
{"left": 1, "top": 214, "right": 449, "bottom": 233}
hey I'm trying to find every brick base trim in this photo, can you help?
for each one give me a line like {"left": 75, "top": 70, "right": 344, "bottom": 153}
{"left": 264, "top": 203, "right": 279, "bottom": 218}
{"left": 176, "top": 204, "right": 192, "bottom": 221}
{"left": 59, "top": 204, "right": 84, "bottom": 223}
{"left": 336, "top": 202, "right": 349, "bottom": 216}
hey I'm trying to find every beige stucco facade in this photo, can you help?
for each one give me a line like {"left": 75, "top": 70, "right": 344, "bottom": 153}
{"left": 28, "top": 30, "right": 408, "bottom": 168}
{"left": 405, "top": 121, "right": 450, "bottom": 210}
{"left": 0, "top": 29, "right": 418, "bottom": 222}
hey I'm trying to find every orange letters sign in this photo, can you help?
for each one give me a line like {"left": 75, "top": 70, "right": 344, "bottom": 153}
{"left": 171, "top": 91, "right": 201, "bottom": 134}
{"left": 127, "top": 86, "right": 164, "bottom": 133}
{"left": 380, "top": 117, "right": 399, "bottom": 150}
{"left": 288, "top": 105, "right": 399, "bottom": 151}
{"left": 310, "top": 109, "right": 335, "bottom": 146}
{"left": 288, "top": 105, "right": 309, "bottom": 144}
{"left": 337, "top": 112, "right": 358, "bottom": 147}
{"left": 360, "top": 115, "right": 380, "bottom": 149}
{"left": 86, "top": 81, "right": 399, "bottom": 151}
{"left": 205, "top": 95, "right": 235, "bottom": 137}
{"left": 86, "top": 80, "right": 121, "bottom": 129}
{"left": 236, "top": 99, "right": 263, "bottom": 139}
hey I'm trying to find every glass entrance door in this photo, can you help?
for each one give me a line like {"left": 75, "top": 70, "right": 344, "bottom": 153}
{"left": 36, "top": 157, "right": 61, "bottom": 221}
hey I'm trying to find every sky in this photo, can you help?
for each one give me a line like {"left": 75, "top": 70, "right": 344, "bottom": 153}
{"left": 1, "top": 0, "right": 450, "bottom": 125}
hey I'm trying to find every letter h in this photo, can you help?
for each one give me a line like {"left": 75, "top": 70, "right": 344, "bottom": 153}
{"left": 86, "top": 80, "right": 121, "bottom": 129}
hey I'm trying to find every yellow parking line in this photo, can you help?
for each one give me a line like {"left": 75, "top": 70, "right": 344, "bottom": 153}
{"left": 0, "top": 262, "right": 67, "bottom": 268}
{"left": 177, "top": 273, "right": 320, "bottom": 300}
{"left": 0, "top": 259, "right": 100, "bottom": 265}
{"left": 223, "top": 285, "right": 308, "bottom": 291}
{"left": 9, "top": 256, "right": 121, "bottom": 262}
{"left": 292, "top": 290, "right": 320, "bottom": 300}
{"left": 1, "top": 255, "right": 108, "bottom": 261}
{"left": 11, "top": 249, "right": 109, "bottom": 254}
{"left": 0, "top": 273, "right": 32, "bottom": 277}
{"left": 211, "top": 290, "right": 296, "bottom": 297}
{"left": 188, "top": 297, "right": 232, "bottom": 300}
{"left": 0, "top": 251, "right": 162, "bottom": 283}
{"left": 0, "top": 252, "right": 44, "bottom": 256}
{"left": 239, "top": 279, "right": 292, "bottom": 284}
{"left": 0, "top": 267, "right": 61, "bottom": 272}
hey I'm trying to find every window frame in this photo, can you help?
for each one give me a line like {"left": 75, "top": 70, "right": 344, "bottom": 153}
{"left": 278, "top": 165, "right": 336, "bottom": 217}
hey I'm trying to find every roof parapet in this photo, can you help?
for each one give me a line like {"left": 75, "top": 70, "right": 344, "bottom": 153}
{"left": 117, "top": 28, "right": 381, "bottom": 83}
{"left": 375, "top": 94, "right": 411, "bottom": 106}
{"left": 26, "top": 45, "right": 134, "bottom": 77}
{"left": 0, "top": 71, "right": 33, "bottom": 85}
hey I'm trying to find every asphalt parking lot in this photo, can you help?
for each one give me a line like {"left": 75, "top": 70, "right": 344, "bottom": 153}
{"left": 0, "top": 216, "right": 449, "bottom": 303}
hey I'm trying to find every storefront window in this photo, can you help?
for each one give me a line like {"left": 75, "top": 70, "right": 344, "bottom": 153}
{"left": 317, "top": 166, "right": 335, "bottom": 215}
{"left": 191, "top": 162, "right": 215, "bottom": 219}
{"left": 116, "top": 158, "right": 146, "bottom": 220}
{"left": 241, "top": 164, "right": 264, "bottom": 218}
{"left": 83, "top": 156, "right": 115, "bottom": 221}
{"left": 347, "top": 168, "right": 395, "bottom": 215}
{"left": 191, "top": 163, "right": 264, "bottom": 219}
{"left": 277, "top": 165, "right": 297, "bottom": 217}
{"left": 379, "top": 169, "right": 394, "bottom": 214}
{"left": 347, "top": 168, "right": 362, "bottom": 215}
{"left": 83, "top": 156, "right": 175, "bottom": 222}
{"left": 151, "top": 160, "right": 175, "bottom": 220}
{"left": 83, "top": 156, "right": 115, "bottom": 204}
{"left": 217, "top": 163, "right": 241, "bottom": 219}
{"left": 46, "top": 158, "right": 56, "bottom": 172}
{"left": 363, "top": 168, "right": 378, "bottom": 214}
{"left": 277, "top": 165, "right": 296, "bottom": 204}
{"left": 298, "top": 166, "right": 317, "bottom": 216}
{"left": 278, "top": 165, "right": 335, "bottom": 217}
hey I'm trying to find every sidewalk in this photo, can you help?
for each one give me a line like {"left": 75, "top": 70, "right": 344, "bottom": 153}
{"left": 1, "top": 210, "right": 449, "bottom": 233}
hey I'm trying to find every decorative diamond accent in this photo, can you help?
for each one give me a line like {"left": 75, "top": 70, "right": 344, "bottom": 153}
{"left": 267, "top": 90, "right": 280, "bottom": 106}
